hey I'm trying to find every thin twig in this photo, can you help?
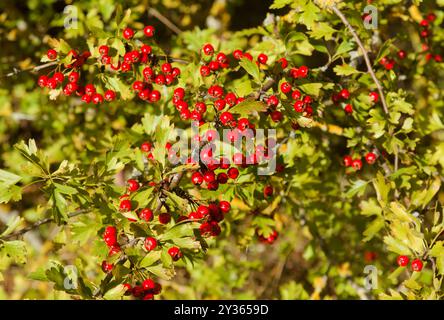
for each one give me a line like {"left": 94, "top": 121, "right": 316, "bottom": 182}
{"left": 330, "top": 5, "right": 389, "bottom": 115}
{"left": 1, "top": 209, "right": 90, "bottom": 241}
{"left": 148, "top": 8, "right": 183, "bottom": 35}
{"left": 1, "top": 61, "right": 58, "bottom": 78}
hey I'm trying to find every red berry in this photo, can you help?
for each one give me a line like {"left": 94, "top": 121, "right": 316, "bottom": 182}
{"left": 119, "top": 199, "right": 132, "bottom": 212}
{"left": 280, "top": 82, "right": 291, "bottom": 94}
{"left": 91, "top": 93, "right": 103, "bottom": 105}
{"left": 411, "top": 259, "right": 423, "bottom": 272}
{"left": 200, "top": 65, "right": 210, "bottom": 77}
{"left": 167, "top": 247, "right": 183, "bottom": 261}
{"left": 150, "top": 90, "right": 161, "bottom": 102}
{"left": 81, "top": 94, "right": 91, "bottom": 103}
{"left": 132, "top": 81, "right": 144, "bottom": 92}
{"left": 426, "top": 13, "right": 436, "bottom": 22}
{"left": 47, "top": 49, "right": 57, "bottom": 60}
{"left": 293, "top": 100, "right": 304, "bottom": 113}
{"left": 122, "top": 27, "right": 135, "bottom": 40}
{"left": 46, "top": 78, "right": 57, "bottom": 89}
{"left": 216, "top": 52, "right": 228, "bottom": 64}
{"left": 264, "top": 185, "right": 273, "bottom": 198}
{"left": 277, "top": 57, "right": 288, "bottom": 69}
{"left": 291, "top": 90, "right": 301, "bottom": 101}
{"left": 172, "top": 67, "right": 181, "bottom": 77}
{"left": 397, "top": 255, "right": 409, "bottom": 267}
{"left": 99, "top": 45, "right": 109, "bottom": 56}
{"left": 141, "top": 44, "right": 152, "bottom": 55}
{"left": 85, "top": 84, "right": 96, "bottom": 96}
{"left": 197, "top": 205, "right": 210, "bottom": 217}
{"left": 37, "top": 75, "right": 48, "bottom": 87}
{"left": 158, "top": 213, "right": 171, "bottom": 224}
{"left": 203, "top": 43, "right": 214, "bottom": 56}
{"left": 369, "top": 91, "right": 379, "bottom": 103}
{"left": 139, "top": 208, "right": 153, "bottom": 222}
{"left": 191, "top": 172, "right": 204, "bottom": 185}
{"left": 397, "top": 50, "right": 406, "bottom": 60}
{"left": 339, "top": 88, "right": 350, "bottom": 100}
{"left": 127, "top": 179, "right": 140, "bottom": 192}
{"left": 209, "top": 60, "right": 220, "bottom": 71}
{"left": 219, "top": 201, "right": 231, "bottom": 213}
{"left": 270, "top": 111, "right": 283, "bottom": 123}
{"left": 141, "top": 142, "right": 152, "bottom": 153}
{"left": 420, "top": 19, "right": 429, "bottom": 27}
{"left": 257, "top": 53, "right": 268, "bottom": 64}
{"left": 243, "top": 53, "right": 253, "bottom": 61}
{"left": 233, "top": 49, "right": 243, "bottom": 60}
{"left": 343, "top": 155, "right": 353, "bottom": 167}
{"left": 142, "top": 279, "right": 156, "bottom": 290}
{"left": 173, "top": 87, "right": 185, "bottom": 100}
{"left": 104, "top": 235, "right": 117, "bottom": 247}
{"left": 297, "top": 65, "right": 309, "bottom": 78}
{"left": 220, "top": 112, "right": 234, "bottom": 125}
{"left": 203, "top": 171, "right": 216, "bottom": 183}
{"left": 144, "top": 237, "right": 157, "bottom": 251}
{"left": 365, "top": 152, "right": 377, "bottom": 165}
{"left": 101, "top": 261, "right": 113, "bottom": 273}
{"left": 53, "top": 72, "right": 64, "bottom": 83}
{"left": 143, "top": 25, "right": 155, "bottom": 37}
{"left": 68, "top": 72, "right": 79, "bottom": 83}
{"left": 161, "top": 63, "right": 172, "bottom": 74}
{"left": 344, "top": 104, "right": 353, "bottom": 114}
{"left": 352, "top": 159, "right": 362, "bottom": 170}
{"left": 267, "top": 95, "right": 279, "bottom": 107}
{"left": 123, "top": 283, "right": 132, "bottom": 294}
{"left": 104, "top": 90, "right": 116, "bottom": 102}
{"left": 227, "top": 167, "right": 239, "bottom": 179}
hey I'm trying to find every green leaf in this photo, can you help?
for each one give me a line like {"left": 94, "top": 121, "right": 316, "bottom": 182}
{"left": 383, "top": 235, "right": 412, "bottom": 256}
{"left": 2, "top": 240, "right": 27, "bottom": 264}
{"left": 309, "top": 22, "right": 336, "bottom": 40}
{"left": 345, "top": 179, "right": 369, "bottom": 198}
{"left": 298, "top": 83, "right": 323, "bottom": 97}
{"left": 139, "top": 250, "right": 162, "bottom": 268}
{"left": 130, "top": 187, "right": 154, "bottom": 209}
{"left": 54, "top": 183, "right": 78, "bottom": 195}
{"left": 333, "top": 64, "right": 360, "bottom": 76}
{"left": 298, "top": 1, "right": 320, "bottom": 29}
{"left": 239, "top": 58, "right": 260, "bottom": 82}
{"left": 103, "top": 284, "right": 126, "bottom": 300}
{"left": 159, "top": 222, "right": 199, "bottom": 241}
{"left": 270, "top": 0, "right": 293, "bottom": 9}
{"left": 146, "top": 264, "right": 175, "bottom": 280}
{"left": 51, "top": 188, "right": 68, "bottom": 224}
{"left": 0, "top": 169, "right": 22, "bottom": 185}
{"left": 229, "top": 99, "right": 267, "bottom": 116}
{"left": 0, "top": 215, "right": 23, "bottom": 237}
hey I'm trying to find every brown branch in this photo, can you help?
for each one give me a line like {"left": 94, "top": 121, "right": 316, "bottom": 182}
{"left": 148, "top": 8, "right": 182, "bottom": 35}
{"left": 1, "top": 209, "right": 90, "bottom": 241}
{"left": 330, "top": 5, "right": 389, "bottom": 115}
{"left": 1, "top": 61, "right": 58, "bottom": 78}
{"left": 251, "top": 79, "right": 276, "bottom": 100}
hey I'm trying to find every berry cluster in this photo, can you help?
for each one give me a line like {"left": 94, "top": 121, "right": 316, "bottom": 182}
{"left": 257, "top": 229, "right": 278, "bottom": 244}
{"left": 37, "top": 24, "right": 181, "bottom": 105}
{"left": 343, "top": 152, "right": 377, "bottom": 171}
{"left": 397, "top": 255, "right": 424, "bottom": 272}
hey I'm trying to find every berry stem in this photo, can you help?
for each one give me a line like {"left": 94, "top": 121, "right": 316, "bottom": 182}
{"left": 328, "top": 4, "right": 390, "bottom": 115}
{"left": 1, "top": 61, "right": 58, "bottom": 78}
{"left": 148, "top": 8, "right": 182, "bottom": 35}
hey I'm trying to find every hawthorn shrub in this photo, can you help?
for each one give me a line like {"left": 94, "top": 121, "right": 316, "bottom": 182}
{"left": 0, "top": 0, "right": 444, "bottom": 300}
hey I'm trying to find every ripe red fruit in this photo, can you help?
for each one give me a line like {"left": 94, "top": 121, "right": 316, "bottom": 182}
{"left": 143, "top": 25, "right": 155, "bottom": 37}
{"left": 139, "top": 208, "right": 153, "bottom": 222}
{"left": 141, "top": 44, "right": 152, "bottom": 55}
{"left": 293, "top": 100, "right": 304, "bottom": 113}
{"left": 419, "top": 19, "right": 429, "bottom": 27}
{"left": 217, "top": 172, "right": 228, "bottom": 184}
{"left": 46, "top": 78, "right": 57, "bottom": 89}
{"left": 267, "top": 95, "right": 279, "bottom": 107}
{"left": 161, "top": 63, "right": 172, "bottom": 74}
{"left": 104, "top": 235, "right": 117, "bottom": 247}
{"left": 343, "top": 155, "right": 353, "bottom": 167}
{"left": 257, "top": 53, "right": 268, "bottom": 64}
{"left": 203, "top": 43, "right": 214, "bottom": 56}
{"left": 270, "top": 111, "right": 283, "bottom": 122}
{"left": 119, "top": 199, "right": 132, "bottom": 212}
{"left": 411, "top": 259, "right": 423, "bottom": 272}
{"left": 191, "top": 172, "right": 204, "bottom": 185}
{"left": 144, "top": 237, "right": 157, "bottom": 251}
{"left": 339, "top": 88, "right": 350, "bottom": 100}
{"left": 365, "top": 152, "right": 377, "bottom": 165}
{"left": 150, "top": 90, "right": 161, "bottom": 102}
{"left": 209, "top": 60, "right": 220, "bottom": 71}
{"left": 91, "top": 93, "right": 104, "bottom": 105}
{"left": 203, "top": 171, "right": 216, "bottom": 183}
{"left": 219, "top": 201, "right": 231, "bottom": 213}
{"left": 122, "top": 27, "right": 135, "bottom": 40}
{"left": 352, "top": 159, "right": 362, "bottom": 170}
{"left": 104, "top": 90, "right": 116, "bottom": 102}
{"left": 132, "top": 81, "right": 144, "bottom": 92}
{"left": 104, "top": 226, "right": 116, "bottom": 236}
{"left": 127, "top": 179, "right": 139, "bottom": 192}
{"left": 200, "top": 65, "right": 210, "bottom": 77}
{"left": 197, "top": 205, "right": 210, "bottom": 217}
{"left": 220, "top": 112, "right": 234, "bottom": 125}
{"left": 81, "top": 94, "right": 91, "bottom": 103}
{"left": 47, "top": 49, "right": 57, "bottom": 60}
{"left": 233, "top": 49, "right": 243, "bottom": 60}
{"left": 227, "top": 167, "right": 239, "bottom": 179}
{"left": 369, "top": 91, "right": 379, "bottom": 103}
{"left": 297, "top": 65, "right": 309, "bottom": 78}
{"left": 123, "top": 283, "right": 132, "bottom": 294}
{"left": 426, "top": 13, "right": 436, "bottom": 22}
{"left": 108, "top": 245, "right": 121, "bottom": 256}
{"left": 277, "top": 57, "right": 288, "bottom": 69}
{"left": 344, "top": 104, "right": 353, "bottom": 114}
{"left": 264, "top": 185, "right": 274, "bottom": 198}
{"left": 215, "top": 99, "right": 226, "bottom": 111}
{"left": 37, "top": 75, "right": 48, "bottom": 87}
{"left": 158, "top": 213, "right": 171, "bottom": 224}
{"left": 85, "top": 84, "right": 96, "bottom": 96}
{"left": 142, "top": 279, "right": 156, "bottom": 290}
{"left": 68, "top": 72, "right": 79, "bottom": 83}
{"left": 168, "top": 247, "right": 183, "bottom": 261}
{"left": 101, "top": 261, "right": 113, "bottom": 273}
{"left": 141, "top": 142, "right": 152, "bottom": 153}
{"left": 53, "top": 72, "right": 64, "bottom": 83}
{"left": 98, "top": 45, "right": 109, "bottom": 56}
{"left": 397, "top": 50, "right": 406, "bottom": 60}
{"left": 397, "top": 255, "right": 409, "bottom": 267}
{"left": 280, "top": 82, "right": 291, "bottom": 94}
